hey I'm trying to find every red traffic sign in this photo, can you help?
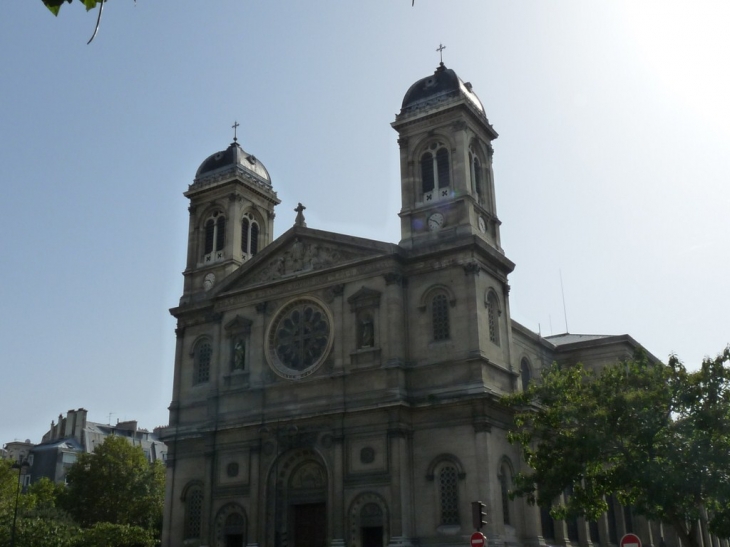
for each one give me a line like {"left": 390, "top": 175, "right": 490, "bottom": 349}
{"left": 471, "top": 532, "right": 487, "bottom": 547}
{"left": 620, "top": 533, "right": 642, "bottom": 547}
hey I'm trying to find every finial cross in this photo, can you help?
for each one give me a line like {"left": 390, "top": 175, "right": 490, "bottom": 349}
{"left": 232, "top": 121, "right": 240, "bottom": 142}
{"left": 436, "top": 43, "right": 446, "bottom": 64}
{"left": 294, "top": 203, "right": 307, "bottom": 228}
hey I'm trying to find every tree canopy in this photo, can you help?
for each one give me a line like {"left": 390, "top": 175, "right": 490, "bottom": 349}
{"left": 0, "top": 436, "right": 164, "bottom": 546}
{"left": 503, "top": 347, "right": 730, "bottom": 547}
{"left": 61, "top": 435, "right": 165, "bottom": 531}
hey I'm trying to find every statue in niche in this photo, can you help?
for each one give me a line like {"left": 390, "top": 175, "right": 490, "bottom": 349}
{"left": 359, "top": 315, "right": 374, "bottom": 348}
{"left": 232, "top": 337, "right": 245, "bottom": 371}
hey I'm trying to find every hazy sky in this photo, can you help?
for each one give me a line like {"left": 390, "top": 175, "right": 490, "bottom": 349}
{"left": 1, "top": 1, "right": 728, "bottom": 445}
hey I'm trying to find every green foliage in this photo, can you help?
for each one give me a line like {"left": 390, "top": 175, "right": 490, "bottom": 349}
{"left": 60, "top": 436, "right": 165, "bottom": 533}
{"left": 8, "top": 516, "right": 80, "bottom": 547}
{"left": 42, "top": 0, "right": 104, "bottom": 17}
{"left": 25, "top": 477, "right": 65, "bottom": 511}
{"left": 75, "top": 522, "right": 159, "bottom": 547}
{"left": 503, "top": 347, "right": 730, "bottom": 547}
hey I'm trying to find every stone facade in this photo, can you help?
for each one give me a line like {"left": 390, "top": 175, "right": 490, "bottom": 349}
{"left": 160, "top": 65, "right": 661, "bottom": 547}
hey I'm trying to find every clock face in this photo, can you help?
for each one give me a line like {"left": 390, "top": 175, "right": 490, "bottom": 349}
{"left": 203, "top": 273, "right": 216, "bottom": 290}
{"left": 427, "top": 212, "right": 445, "bottom": 231}
{"left": 478, "top": 216, "right": 487, "bottom": 233}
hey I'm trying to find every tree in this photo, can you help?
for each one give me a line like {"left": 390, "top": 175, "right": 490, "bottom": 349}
{"left": 60, "top": 435, "right": 165, "bottom": 534}
{"left": 503, "top": 347, "right": 730, "bottom": 547}
{"left": 42, "top": 0, "right": 105, "bottom": 16}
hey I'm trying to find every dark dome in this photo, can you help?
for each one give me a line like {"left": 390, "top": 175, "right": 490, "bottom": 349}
{"left": 195, "top": 141, "right": 270, "bottom": 183}
{"left": 400, "top": 63, "right": 485, "bottom": 117}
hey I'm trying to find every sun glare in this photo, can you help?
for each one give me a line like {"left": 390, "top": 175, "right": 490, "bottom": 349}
{"left": 621, "top": 1, "right": 730, "bottom": 137}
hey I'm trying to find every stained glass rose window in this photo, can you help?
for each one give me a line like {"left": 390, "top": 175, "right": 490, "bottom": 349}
{"left": 266, "top": 298, "right": 333, "bottom": 379}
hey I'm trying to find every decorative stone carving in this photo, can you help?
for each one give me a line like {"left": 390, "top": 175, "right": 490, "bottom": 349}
{"left": 249, "top": 239, "right": 370, "bottom": 284}
{"left": 383, "top": 272, "right": 405, "bottom": 286}
{"left": 463, "top": 260, "right": 481, "bottom": 276}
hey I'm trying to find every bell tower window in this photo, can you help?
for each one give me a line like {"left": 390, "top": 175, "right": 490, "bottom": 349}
{"left": 241, "top": 212, "right": 260, "bottom": 258}
{"left": 202, "top": 211, "right": 226, "bottom": 261}
{"left": 420, "top": 142, "right": 451, "bottom": 202}
{"left": 469, "top": 148, "right": 483, "bottom": 204}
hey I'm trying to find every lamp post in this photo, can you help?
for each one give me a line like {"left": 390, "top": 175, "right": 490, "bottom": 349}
{"left": 10, "top": 460, "right": 30, "bottom": 547}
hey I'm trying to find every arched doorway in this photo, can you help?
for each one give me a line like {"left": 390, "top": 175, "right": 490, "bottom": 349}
{"left": 348, "top": 492, "right": 389, "bottom": 547}
{"left": 215, "top": 503, "right": 247, "bottom": 547}
{"left": 266, "top": 448, "right": 329, "bottom": 547}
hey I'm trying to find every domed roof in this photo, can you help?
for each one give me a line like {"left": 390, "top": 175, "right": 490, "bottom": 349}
{"left": 400, "top": 63, "right": 485, "bottom": 117}
{"left": 195, "top": 140, "right": 271, "bottom": 184}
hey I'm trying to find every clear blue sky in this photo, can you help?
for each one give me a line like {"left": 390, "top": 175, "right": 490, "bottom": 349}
{"left": 1, "top": 1, "right": 728, "bottom": 445}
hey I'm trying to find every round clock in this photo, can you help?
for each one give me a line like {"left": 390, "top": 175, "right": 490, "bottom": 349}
{"left": 203, "top": 272, "right": 216, "bottom": 290}
{"left": 427, "top": 212, "right": 445, "bottom": 231}
{"left": 478, "top": 216, "right": 487, "bottom": 233}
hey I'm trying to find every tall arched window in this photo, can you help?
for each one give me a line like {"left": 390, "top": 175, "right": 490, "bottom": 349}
{"left": 241, "top": 212, "right": 260, "bottom": 258}
{"left": 520, "top": 358, "right": 532, "bottom": 392}
{"left": 432, "top": 292, "right": 450, "bottom": 341}
{"left": 193, "top": 341, "right": 212, "bottom": 385}
{"left": 486, "top": 291, "right": 500, "bottom": 346}
{"left": 184, "top": 485, "right": 203, "bottom": 540}
{"left": 439, "top": 465, "right": 459, "bottom": 526}
{"left": 203, "top": 211, "right": 226, "bottom": 259}
{"left": 469, "top": 148, "right": 483, "bottom": 203}
{"left": 420, "top": 142, "right": 451, "bottom": 200}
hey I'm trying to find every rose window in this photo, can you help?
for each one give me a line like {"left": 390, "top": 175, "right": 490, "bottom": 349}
{"left": 266, "top": 298, "right": 332, "bottom": 379}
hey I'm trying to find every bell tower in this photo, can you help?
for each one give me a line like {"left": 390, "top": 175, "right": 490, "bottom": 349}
{"left": 181, "top": 134, "right": 280, "bottom": 301}
{"left": 392, "top": 63, "right": 502, "bottom": 250}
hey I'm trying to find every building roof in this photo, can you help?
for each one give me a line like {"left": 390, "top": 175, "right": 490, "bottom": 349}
{"left": 399, "top": 63, "right": 486, "bottom": 117}
{"left": 194, "top": 140, "right": 271, "bottom": 184}
{"left": 543, "top": 333, "right": 615, "bottom": 346}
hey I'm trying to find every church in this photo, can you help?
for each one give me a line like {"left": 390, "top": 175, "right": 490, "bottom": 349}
{"left": 160, "top": 64, "right": 653, "bottom": 547}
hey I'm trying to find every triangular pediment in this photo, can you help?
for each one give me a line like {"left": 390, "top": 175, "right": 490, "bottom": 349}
{"left": 215, "top": 226, "right": 399, "bottom": 296}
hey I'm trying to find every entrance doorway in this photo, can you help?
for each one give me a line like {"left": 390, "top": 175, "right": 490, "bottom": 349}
{"left": 361, "top": 526, "right": 384, "bottom": 547}
{"left": 293, "top": 502, "right": 326, "bottom": 547}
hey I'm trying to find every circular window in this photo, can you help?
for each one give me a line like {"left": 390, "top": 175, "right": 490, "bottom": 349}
{"left": 226, "top": 462, "right": 239, "bottom": 477}
{"left": 266, "top": 297, "right": 333, "bottom": 380}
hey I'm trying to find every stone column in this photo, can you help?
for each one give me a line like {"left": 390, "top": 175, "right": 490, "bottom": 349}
{"left": 202, "top": 435, "right": 216, "bottom": 546}
{"left": 383, "top": 273, "right": 406, "bottom": 368}
{"left": 473, "top": 421, "right": 501, "bottom": 547}
{"left": 387, "top": 426, "right": 414, "bottom": 547}
{"left": 248, "top": 446, "right": 261, "bottom": 547}
{"left": 595, "top": 509, "right": 610, "bottom": 547}
{"left": 330, "top": 434, "right": 346, "bottom": 547}
{"left": 577, "top": 517, "right": 594, "bottom": 547}
{"left": 520, "top": 498, "right": 547, "bottom": 547}
{"left": 635, "top": 516, "right": 654, "bottom": 547}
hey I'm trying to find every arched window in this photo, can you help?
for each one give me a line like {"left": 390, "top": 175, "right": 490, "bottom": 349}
{"left": 241, "top": 212, "right": 260, "bottom": 258}
{"left": 432, "top": 293, "right": 450, "bottom": 341}
{"left": 184, "top": 485, "right": 203, "bottom": 540}
{"left": 469, "top": 148, "right": 483, "bottom": 203}
{"left": 520, "top": 358, "right": 532, "bottom": 391}
{"left": 439, "top": 465, "right": 459, "bottom": 526}
{"left": 193, "top": 341, "right": 212, "bottom": 385}
{"left": 224, "top": 513, "right": 245, "bottom": 547}
{"left": 202, "top": 211, "right": 226, "bottom": 259}
{"left": 204, "top": 219, "right": 215, "bottom": 255}
{"left": 420, "top": 142, "right": 451, "bottom": 200}
{"left": 486, "top": 291, "right": 500, "bottom": 346}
